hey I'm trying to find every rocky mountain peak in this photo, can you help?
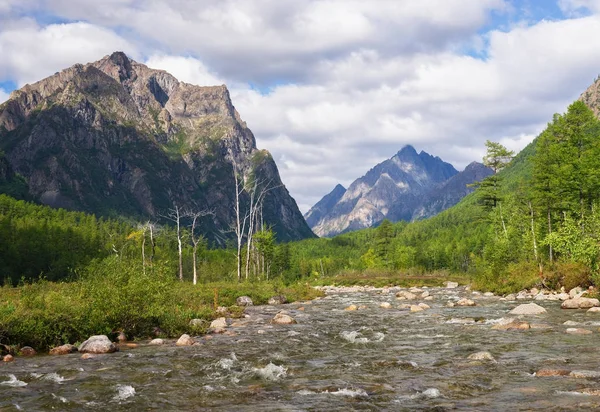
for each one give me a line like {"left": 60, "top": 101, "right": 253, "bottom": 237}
{"left": 579, "top": 75, "right": 600, "bottom": 118}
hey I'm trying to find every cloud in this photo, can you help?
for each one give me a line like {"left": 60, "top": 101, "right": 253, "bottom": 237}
{"left": 0, "top": 21, "right": 135, "bottom": 86}
{"left": 1, "top": 1, "right": 600, "bottom": 215}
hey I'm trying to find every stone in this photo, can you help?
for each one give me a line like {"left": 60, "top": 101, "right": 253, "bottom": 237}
{"left": 80, "top": 353, "right": 97, "bottom": 360}
{"left": 410, "top": 305, "right": 424, "bottom": 312}
{"left": 116, "top": 331, "right": 127, "bottom": 343}
{"left": 149, "top": 339, "right": 164, "bottom": 345}
{"left": 570, "top": 370, "right": 600, "bottom": 378}
{"left": 216, "top": 306, "right": 229, "bottom": 314}
{"left": 398, "top": 304, "right": 412, "bottom": 310}
{"left": 483, "top": 292, "right": 495, "bottom": 297}
{"left": 456, "top": 298, "right": 476, "bottom": 306}
{"left": 2, "top": 354, "right": 14, "bottom": 362}
{"left": 418, "top": 303, "right": 431, "bottom": 309}
{"left": 421, "top": 291, "right": 430, "bottom": 298}
{"left": 566, "top": 328, "right": 592, "bottom": 335}
{"left": 509, "top": 303, "right": 547, "bottom": 315}
{"left": 396, "top": 291, "right": 417, "bottom": 300}
{"left": 78, "top": 335, "right": 117, "bottom": 354}
{"left": 561, "top": 297, "right": 600, "bottom": 309}
{"left": 588, "top": 307, "right": 600, "bottom": 313}
{"left": 446, "top": 301, "right": 455, "bottom": 308}
{"left": 492, "top": 319, "right": 530, "bottom": 330}
{"left": 49, "top": 344, "right": 78, "bottom": 355}
{"left": 210, "top": 317, "right": 228, "bottom": 330}
{"left": 557, "top": 293, "right": 570, "bottom": 301}
{"left": 563, "top": 320, "right": 580, "bottom": 326}
{"left": 271, "top": 313, "right": 296, "bottom": 325}
{"left": 467, "top": 351, "right": 496, "bottom": 362}
{"left": 345, "top": 304, "right": 358, "bottom": 311}
{"left": 409, "top": 287, "right": 423, "bottom": 293}
{"left": 19, "top": 346, "right": 36, "bottom": 356}
{"left": 268, "top": 295, "right": 287, "bottom": 305}
{"left": 189, "top": 318, "right": 205, "bottom": 328}
{"left": 380, "top": 302, "right": 392, "bottom": 309}
{"left": 236, "top": 296, "right": 253, "bottom": 306}
{"left": 530, "top": 288, "right": 539, "bottom": 295}
{"left": 175, "top": 334, "right": 195, "bottom": 346}
{"left": 446, "top": 281, "right": 459, "bottom": 289}
{"left": 505, "top": 294, "right": 516, "bottom": 300}
{"left": 424, "top": 296, "right": 434, "bottom": 301}
{"left": 569, "top": 287, "right": 584, "bottom": 298}
{"left": 358, "top": 305, "right": 368, "bottom": 310}
{"left": 536, "top": 369, "right": 571, "bottom": 377}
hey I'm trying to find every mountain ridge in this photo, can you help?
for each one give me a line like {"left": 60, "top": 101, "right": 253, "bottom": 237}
{"left": 0, "top": 51, "right": 314, "bottom": 242}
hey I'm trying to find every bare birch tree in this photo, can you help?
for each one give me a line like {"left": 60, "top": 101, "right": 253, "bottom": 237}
{"left": 185, "top": 210, "right": 213, "bottom": 285}
{"left": 161, "top": 205, "right": 185, "bottom": 281}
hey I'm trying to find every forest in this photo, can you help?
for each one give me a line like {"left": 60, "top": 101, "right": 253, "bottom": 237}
{"left": 2, "top": 100, "right": 600, "bottom": 350}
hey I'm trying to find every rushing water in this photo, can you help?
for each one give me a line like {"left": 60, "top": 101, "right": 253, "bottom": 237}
{"left": 3, "top": 286, "right": 600, "bottom": 411}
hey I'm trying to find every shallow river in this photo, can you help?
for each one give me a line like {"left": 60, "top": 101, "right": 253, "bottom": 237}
{"left": 3, "top": 286, "right": 600, "bottom": 411}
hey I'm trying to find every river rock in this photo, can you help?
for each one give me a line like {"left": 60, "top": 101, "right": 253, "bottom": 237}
{"left": 175, "top": 334, "right": 195, "bottom": 346}
{"left": 424, "top": 296, "right": 434, "bottom": 301}
{"left": 190, "top": 318, "right": 205, "bottom": 328}
{"left": 116, "top": 331, "right": 127, "bottom": 343}
{"left": 509, "top": 303, "right": 547, "bottom": 315}
{"left": 569, "top": 287, "right": 584, "bottom": 298}
{"left": 80, "top": 353, "right": 97, "bottom": 360}
{"left": 587, "top": 307, "right": 600, "bottom": 313}
{"left": 149, "top": 338, "right": 164, "bottom": 345}
{"left": 483, "top": 292, "right": 495, "bottom": 297}
{"left": 345, "top": 304, "right": 358, "bottom": 311}
{"left": 268, "top": 295, "right": 287, "bottom": 305}
{"left": 271, "top": 313, "right": 296, "bottom": 325}
{"left": 396, "top": 291, "right": 417, "bottom": 300}
{"left": 492, "top": 319, "right": 530, "bottom": 330}
{"left": 398, "top": 304, "right": 412, "bottom": 310}
{"left": 563, "top": 320, "right": 580, "bottom": 326}
{"left": 418, "top": 303, "right": 431, "bottom": 309}
{"left": 530, "top": 288, "right": 539, "bottom": 295}
{"left": 2, "top": 354, "right": 14, "bottom": 362}
{"left": 421, "top": 291, "right": 430, "bottom": 298}
{"left": 20, "top": 346, "right": 36, "bottom": 357}
{"left": 456, "top": 298, "right": 476, "bottom": 306}
{"left": 446, "top": 281, "right": 459, "bottom": 289}
{"left": 49, "top": 344, "right": 78, "bottom": 355}
{"left": 566, "top": 328, "right": 592, "bottom": 335}
{"left": 410, "top": 305, "right": 424, "bottom": 312}
{"left": 409, "top": 287, "right": 423, "bottom": 293}
{"left": 380, "top": 302, "right": 392, "bottom": 309}
{"left": 561, "top": 297, "right": 600, "bottom": 309}
{"left": 536, "top": 369, "right": 571, "bottom": 377}
{"left": 467, "top": 351, "right": 496, "bottom": 362}
{"left": 78, "top": 335, "right": 117, "bottom": 354}
{"left": 236, "top": 296, "right": 253, "bottom": 306}
{"left": 505, "top": 294, "right": 516, "bottom": 300}
{"left": 446, "top": 301, "right": 455, "bottom": 307}
{"left": 210, "top": 317, "right": 228, "bottom": 330}
{"left": 557, "top": 293, "right": 570, "bottom": 301}
{"left": 570, "top": 370, "right": 600, "bottom": 378}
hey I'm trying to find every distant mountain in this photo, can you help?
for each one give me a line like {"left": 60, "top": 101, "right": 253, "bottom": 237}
{"left": 0, "top": 52, "right": 314, "bottom": 242}
{"left": 305, "top": 145, "right": 491, "bottom": 237}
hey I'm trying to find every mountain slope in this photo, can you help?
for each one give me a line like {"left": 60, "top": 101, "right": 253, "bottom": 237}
{"left": 309, "top": 145, "right": 463, "bottom": 237}
{"left": 0, "top": 52, "right": 314, "bottom": 242}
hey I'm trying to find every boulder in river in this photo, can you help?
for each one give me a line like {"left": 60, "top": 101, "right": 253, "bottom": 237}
{"left": 410, "top": 305, "right": 424, "bottom": 312}
{"left": 175, "top": 334, "right": 196, "bottom": 346}
{"left": 446, "top": 281, "right": 459, "bottom": 289}
{"left": 491, "top": 319, "right": 530, "bottom": 330}
{"left": 380, "top": 302, "right": 392, "bottom": 309}
{"left": 2, "top": 354, "right": 14, "bottom": 362}
{"left": 19, "top": 346, "right": 36, "bottom": 357}
{"left": 149, "top": 338, "right": 164, "bottom": 345}
{"left": 570, "top": 370, "right": 600, "bottom": 378}
{"left": 78, "top": 335, "right": 117, "bottom": 354}
{"left": 587, "top": 307, "right": 600, "bottom": 313}
{"left": 536, "top": 369, "right": 571, "bottom": 377}
{"left": 561, "top": 297, "right": 600, "bottom": 309}
{"left": 271, "top": 313, "right": 296, "bottom": 325}
{"left": 268, "top": 295, "right": 287, "bottom": 305}
{"left": 569, "top": 287, "right": 584, "bottom": 298}
{"left": 509, "top": 303, "right": 547, "bottom": 315}
{"left": 236, "top": 296, "right": 254, "bottom": 306}
{"left": 467, "top": 351, "right": 496, "bottom": 362}
{"left": 210, "top": 317, "right": 228, "bottom": 333}
{"left": 345, "top": 304, "right": 358, "bottom": 311}
{"left": 49, "top": 344, "right": 78, "bottom": 355}
{"left": 418, "top": 303, "right": 430, "bottom": 309}
{"left": 396, "top": 291, "right": 417, "bottom": 300}
{"left": 456, "top": 298, "right": 476, "bottom": 306}
{"left": 565, "top": 328, "right": 592, "bottom": 335}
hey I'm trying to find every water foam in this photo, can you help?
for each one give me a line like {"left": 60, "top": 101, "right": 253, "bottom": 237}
{"left": 340, "top": 330, "right": 384, "bottom": 343}
{"left": 1, "top": 374, "right": 27, "bottom": 387}
{"left": 113, "top": 385, "right": 136, "bottom": 402}
{"left": 43, "top": 373, "right": 67, "bottom": 384}
{"left": 328, "top": 388, "right": 369, "bottom": 397}
{"left": 253, "top": 362, "right": 287, "bottom": 381}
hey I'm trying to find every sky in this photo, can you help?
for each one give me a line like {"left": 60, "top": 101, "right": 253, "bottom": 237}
{"left": 2, "top": 0, "right": 600, "bottom": 213}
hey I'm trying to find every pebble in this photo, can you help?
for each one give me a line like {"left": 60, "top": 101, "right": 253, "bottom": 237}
{"left": 467, "top": 351, "right": 496, "bottom": 362}
{"left": 456, "top": 298, "right": 476, "bottom": 306}
{"left": 380, "top": 302, "right": 392, "bottom": 309}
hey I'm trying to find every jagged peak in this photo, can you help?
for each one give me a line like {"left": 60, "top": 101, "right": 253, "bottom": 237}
{"left": 397, "top": 144, "right": 417, "bottom": 156}
{"left": 333, "top": 183, "right": 346, "bottom": 191}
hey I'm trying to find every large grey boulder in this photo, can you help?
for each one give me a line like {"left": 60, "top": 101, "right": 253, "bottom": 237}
{"left": 561, "top": 297, "right": 600, "bottom": 309}
{"left": 236, "top": 296, "right": 254, "bottom": 306}
{"left": 509, "top": 303, "right": 547, "bottom": 315}
{"left": 78, "top": 335, "right": 117, "bottom": 354}
{"left": 268, "top": 295, "right": 287, "bottom": 305}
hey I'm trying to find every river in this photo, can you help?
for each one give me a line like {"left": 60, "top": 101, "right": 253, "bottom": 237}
{"left": 2, "top": 285, "right": 600, "bottom": 411}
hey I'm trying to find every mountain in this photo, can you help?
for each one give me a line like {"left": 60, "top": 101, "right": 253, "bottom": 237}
{"left": 0, "top": 51, "right": 314, "bottom": 242}
{"left": 306, "top": 145, "right": 490, "bottom": 237}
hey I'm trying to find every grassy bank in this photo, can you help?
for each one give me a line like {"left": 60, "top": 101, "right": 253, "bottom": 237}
{"left": 0, "top": 256, "right": 322, "bottom": 353}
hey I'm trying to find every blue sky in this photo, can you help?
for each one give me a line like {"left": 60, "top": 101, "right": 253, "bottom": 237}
{"left": 1, "top": 0, "right": 600, "bottom": 211}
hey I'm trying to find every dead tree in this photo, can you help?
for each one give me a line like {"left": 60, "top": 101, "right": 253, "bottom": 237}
{"left": 185, "top": 210, "right": 213, "bottom": 285}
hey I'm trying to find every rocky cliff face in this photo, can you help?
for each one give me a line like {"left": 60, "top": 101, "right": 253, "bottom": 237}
{"left": 0, "top": 52, "right": 314, "bottom": 242}
{"left": 306, "top": 146, "right": 490, "bottom": 237}
{"left": 579, "top": 76, "right": 600, "bottom": 117}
